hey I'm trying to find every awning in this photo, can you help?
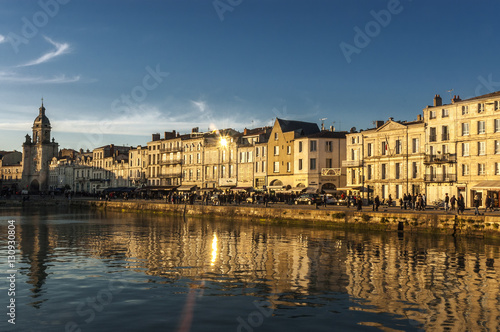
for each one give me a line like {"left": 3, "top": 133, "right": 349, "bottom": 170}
{"left": 472, "top": 181, "right": 500, "bottom": 190}
{"left": 267, "top": 185, "right": 286, "bottom": 191}
{"left": 290, "top": 186, "right": 306, "bottom": 192}
{"left": 304, "top": 187, "right": 318, "bottom": 193}
{"left": 336, "top": 186, "right": 372, "bottom": 192}
{"left": 231, "top": 187, "right": 253, "bottom": 192}
{"left": 138, "top": 186, "right": 178, "bottom": 191}
{"left": 177, "top": 185, "right": 197, "bottom": 191}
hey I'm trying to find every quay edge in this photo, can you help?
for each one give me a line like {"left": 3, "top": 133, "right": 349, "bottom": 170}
{"left": 62, "top": 200, "right": 500, "bottom": 238}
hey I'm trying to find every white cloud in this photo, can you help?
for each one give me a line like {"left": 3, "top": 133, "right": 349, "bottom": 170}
{"left": 0, "top": 71, "right": 80, "bottom": 84}
{"left": 18, "top": 36, "right": 70, "bottom": 67}
{"left": 191, "top": 100, "right": 208, "bottom": 113}
{"left": 0, "top": 34, "right": 5, "bottom": 43}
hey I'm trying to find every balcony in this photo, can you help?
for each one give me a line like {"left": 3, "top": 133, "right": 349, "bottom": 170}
{"left": 159, "top": 159, "right": 182, "bottom": 165}
{"left": 342, "top": 160, "right": 362, "bottom": 167}
{"left": 424, "top": 153, "right": 457, "bottom": 164}
{"left": 441, "top": 133, "right": 449, "bottom": 141}
{"left": 424, "top": 174, "right": 457, "bottom": 182}
{"left": 159, "top": 172, "right": 182, "bottom": 179}
{"left": 159, "top": 146, "right": 183, "bottom": 153}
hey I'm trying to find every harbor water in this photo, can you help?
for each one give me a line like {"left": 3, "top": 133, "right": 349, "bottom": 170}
{"left": 1, "top": 208, "right": 499, "bottom": 331}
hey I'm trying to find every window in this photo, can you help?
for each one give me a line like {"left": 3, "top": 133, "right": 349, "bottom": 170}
{"left": 381, "top": 141, "right": 387, "bottom": 155}
{"left": 430, "top": 110, "right": 436, "bottom": 119}
{"left": 310, "top": 141, "right": 317, "bottom": 152}
{"left": 367, "top": 143, "right": 373, "bottom": 157}
{"left": 478, "top": 163, "right": 486, "bottom": 175}
{"left": 262, "top": 161, "right": 266, "bottom": 172}
{"left": 287, "top": 146, "right": 291, "bottom": 155}
{"left": 351, "top": 137, "right": 356, "bottom": 144}
{"left": 461, "top": 122, "right": 469, "bottom": 136}
{"left": 412, "top": 162, "right": 418, "bottom": 178}
{"left": 381, "top": 164, "right": 387, "bottom": 179}
{"left": 274, "top": 132, "right": 278, "bottom": 140}
{"left": 478, "top": 141, "right": 486, "bottom": 155}
{"left": 495, "top": 101, "right": 499, "bottom": 111}
{"left": 462, "top": 164, "right": 469, "bottom": 176}
{"left": 496, "top": 163, "right": 500, "bottom": 175}
{"left": 441, "top": 126, "right": 449, "bottom": 141}
{"left": 395, "top": 163, "right": 400, "bottom": 179}
{"left": 442, "top": 109, "right": 449, "bottom": 118}
{"left": 274, "top": 146, "right": 279, "bottom": 156}
{"left": 410, "top": 138, "right": 419, "bottom": 153}
{"left": 310, "top": 158, "right": 316, "bottom": 170}
{"left": 287, "top": 162, "right": 291, "bottom": 172}
{"left": 462, "top": 143, "right": 469, "bottom": 156}
{"left": 298, "top": 142, "right": 303, "bottom": 153}
{"left": 496, "top": 140, "right": 500, "bottom": 154}
{"left": 478, "top": 121, "right": 485, "bottom": 134}
{"left": 462, "top": 105, "right": 469, "bottom": 115}
{"left": 298, "top": 159, "right": 303, "bottom": 170}
{"left": 326, "top": 141, "right": 333, "bottom": 152}
{"left": 256, "top": 147, "right": 260, "bottom": 157}
{"left": 367, "top": 165, "right": 372, "bottom": 180}
{"left": 273, "top": 162, "right": 279, "bottom": 173}
{"left": 429, "top": 127, "right": 437, "bottom": 142}
{"left": 395, "top": 140, "right": 402, "bottom": 154}
{"left": 495, "top": 119, "right": 500, "bottom": 133}
{"left": 248, "top": 151, "right": 253, "bottom": 162}
{"left": 326, "top": 158, "right": 332, "bottom": 168}
{"left": 478, "top": 103, "right": 485, "bottom": 113}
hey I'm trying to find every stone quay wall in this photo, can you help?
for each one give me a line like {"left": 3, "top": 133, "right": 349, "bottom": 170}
{"left": 69, "top": 200, "right": 500, "bottom": 238}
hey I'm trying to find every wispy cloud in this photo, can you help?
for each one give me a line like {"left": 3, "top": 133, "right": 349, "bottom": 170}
{"left": 0, "top": 71, "right": 80, "bottom": 84}
{"left": 191, "top": 100, "right": 208, "bottom": 113}
{"left": 18, "top": 36, "right": 70, "bottom": 67}
{"left": 0, "top": 34, "right": 5, "bottom": 43}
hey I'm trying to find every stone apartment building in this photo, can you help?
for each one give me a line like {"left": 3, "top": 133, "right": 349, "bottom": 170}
{"left": 0, "top": 151, "right": 23, "bottom": 193}
{"left": 128, "top": 145, "right": 148, "bottom": 188}
{"left": 423, "top": 92, "right": 500, "bottom": 207}
{"left": 294, "top": 130, "right": 347, "bottom": 194}
{"left": 236, "top": 127, "right": 271, "bottom": 191}
{"left": 344, "top": 117, "right": 425, "bottom": 202}
{"left": 267, "top": 118, "right": 320, "bottom": 191}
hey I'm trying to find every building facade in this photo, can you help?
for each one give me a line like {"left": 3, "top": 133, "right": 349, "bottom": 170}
{"left": 423, "top": 92, "right": 500, "bottom": 207}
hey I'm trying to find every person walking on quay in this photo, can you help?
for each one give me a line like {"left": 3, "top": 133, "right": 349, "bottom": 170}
{"left": 374, "top": 195, "right": 380, "bottom": 211}
{"left": 485, "top": 195, "right": 494, "bottom": 213}
{"left": 346, "top": 195, "right": 351, "bottom": 208}
{"left": 457, "top": 194, "right": 465, "bottom": 215}
{"left": 387, "top": 194, "right": 392, "bottom": 208}
{"left": 450, "top": 195, "right": 456, "bottom": 211}
{"left": 356, "top": 195, "right": 362, "bottom": 211}
{"left": 444, "top": 193, "right": 450, "bottom": 212}
{"left": 473, "top": 193, "right": 481, "bottom": 215}
{"left": 323, "top": 194, "right": 327, "bottom": 208}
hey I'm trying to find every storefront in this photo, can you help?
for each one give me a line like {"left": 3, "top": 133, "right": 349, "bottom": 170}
{"left": 471, "top": 181, "right": 500, "bottom": 207}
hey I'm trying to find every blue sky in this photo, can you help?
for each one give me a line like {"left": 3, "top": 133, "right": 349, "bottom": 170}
{"left": 0, "top": 0, "right": 499, "bottom": 151}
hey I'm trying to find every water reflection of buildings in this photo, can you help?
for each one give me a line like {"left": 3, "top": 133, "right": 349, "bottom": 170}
{"left": 9, "top": 212, "right": 500, "bottom": 330}
{"left": 345, "top": 235, "right": 500, "bottom": 331}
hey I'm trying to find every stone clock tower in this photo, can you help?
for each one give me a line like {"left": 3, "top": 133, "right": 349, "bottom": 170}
{"left": 21, "top": 101, "right": 59, "bottom": 192}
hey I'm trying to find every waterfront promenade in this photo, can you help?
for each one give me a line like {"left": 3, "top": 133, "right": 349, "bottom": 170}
{"left": 2, "top": 194, "right": 500, "bottom": 238}
{"left": 2, "top": 194, "right": 500, "bottom": 217}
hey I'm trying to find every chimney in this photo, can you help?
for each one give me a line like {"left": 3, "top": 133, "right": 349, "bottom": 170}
{"left": 191, "top": 127, "right": 199, "bottom": 133}
{"left": 452, "top": 95, "right": 461, "bottom": 103}
{"left": 330, "top": 125, "right": 335, "bottom": 132}
{"left": 152, "top": 133, "right": 160, "bottom": 141}
{"left": 417, "top": 114, "right": 422, "bottom": 121}
{"left": 350, "top": 127, "right": 356, "bottom": 133}
{"left": 433, "top": 94, "right": 442, "bottom": 107}
{"left": 244, "top": 128, "right": 247, "bottom": 135}
{"left": 375, "top": 120, "right": 384, "bottom": 128}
